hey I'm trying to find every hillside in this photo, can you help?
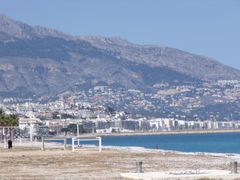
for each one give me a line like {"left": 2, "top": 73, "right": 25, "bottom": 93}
{"left": 0, "top": 14, "right": 240, "bottom": 98}
{"left": 1, "top": 14, "right": 240, "bottom": 120}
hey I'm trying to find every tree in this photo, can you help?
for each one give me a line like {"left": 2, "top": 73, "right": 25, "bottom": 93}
{"left": 0, "top": 108, "right": 4, "bottom": 115}
{"left": 67, "top": 124, "right": 86, "bottom": 134}
{"left": 0, "top": 109, "right": 19, "bottom": 127}
{"left": 0, "top": 109, "right": 19, "bottom": 142}
{"left": 105, "top": 105, "right": 115, "bottom": 115}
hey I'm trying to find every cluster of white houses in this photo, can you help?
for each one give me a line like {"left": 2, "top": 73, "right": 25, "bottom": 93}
{"left": 148, "top": 118, "right": 240, "bottom": 131}
{"left": 14, "top": 115, "right": 240, "bottom": 138}
{"left": 95, "top": 118, "right": 240, "bottom": 133}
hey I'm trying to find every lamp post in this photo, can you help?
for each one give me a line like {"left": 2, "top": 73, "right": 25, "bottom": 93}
{"left": 77, "top": 123, "right": 80, "bottom": 146}
{"left": 29, "top": 123, "right": 33, "bottom": 142}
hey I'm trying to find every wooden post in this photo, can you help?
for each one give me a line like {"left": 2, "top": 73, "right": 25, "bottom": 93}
{"left": 231, "top": 161, "right": 238, "bottom": 174}
{"left": 136, "top": 161, "right": 143, "bottom": 173}
{"left": 41, "top": 136, "right": 45, "bottom": 151}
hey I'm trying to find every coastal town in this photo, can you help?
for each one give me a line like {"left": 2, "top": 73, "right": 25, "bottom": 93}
{"left": 1, "top": 80, "right": 240, "bottom": 139}
{"left": 1, "top": 2, "right": 240, "bottom": 179}
{"left": 2, "top": 79, "right": 240, "bottom": 120}
{"left": 1, "top": 96, "right": 240, "bottom": 179}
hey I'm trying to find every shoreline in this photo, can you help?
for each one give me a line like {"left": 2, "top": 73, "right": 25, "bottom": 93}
{"left": 3, "top": 128, "right": 240, "bottom": 157}
{"left": 81, "top": 143, "right": 240, "bottom": 159}
{"left": 98, "top": 128, "right": 240, "bottom": 137}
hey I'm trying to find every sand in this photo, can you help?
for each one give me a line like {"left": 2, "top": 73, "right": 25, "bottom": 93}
{"left": 0, "top": 141, "right": 237, "bottom": 180}
{"left": 121, "top": 170, "right": 240, "bottom": 180}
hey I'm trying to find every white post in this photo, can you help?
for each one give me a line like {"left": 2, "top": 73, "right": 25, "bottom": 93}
{"left": 64, "top": 137, "right": 67, "bottom": 150}
{"left": 98, "top": 137, "right": 102, "bottom": 152}
{"left": 77, "top": 124, "right": 80, "bottom": 146}
{"left": 72, "top": 137, "right": 75, "bottom": 152}
{"left": 29, "top": 124, "right": 33, "bottom": 142}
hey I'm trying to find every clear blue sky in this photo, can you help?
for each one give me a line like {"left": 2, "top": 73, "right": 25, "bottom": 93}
{"left": 0, "top": 0, "right": 240, "bottom": 69}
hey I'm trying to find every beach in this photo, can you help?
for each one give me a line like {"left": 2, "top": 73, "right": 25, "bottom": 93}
{"left": 0, "top": 142, "right": 238, "bottom": 179}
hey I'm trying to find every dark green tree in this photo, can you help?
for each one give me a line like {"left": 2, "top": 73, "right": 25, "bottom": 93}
{"left": 0, "top": 108, "right": 4, "bottom": 115}
{"left": 0, "top": 109, "right": 19, "bottom": 127}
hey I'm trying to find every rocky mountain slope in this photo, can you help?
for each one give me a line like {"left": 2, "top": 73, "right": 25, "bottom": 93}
{"left": 0, "top": 14, "right": 240, "bottom": 98}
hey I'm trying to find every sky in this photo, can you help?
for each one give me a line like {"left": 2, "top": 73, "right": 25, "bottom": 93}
{"left": 0, "top": 0, "right": 239, "bottom": 69}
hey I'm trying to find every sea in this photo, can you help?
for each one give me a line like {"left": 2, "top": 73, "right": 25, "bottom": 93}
{"left": 66, "top": 132, "right": 240, "bottom": 154}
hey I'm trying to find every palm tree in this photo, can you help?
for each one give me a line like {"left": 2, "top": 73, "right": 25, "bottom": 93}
{"left": 0, "top": 110, "right": 19, "bottom": 143}
{"left": 0, "top": 108, "right": 4, "bottom": 115}
{"left": 9, "top": 115, "right": 19, "bottom": 126}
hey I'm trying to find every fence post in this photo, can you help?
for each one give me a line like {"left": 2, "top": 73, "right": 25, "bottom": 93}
{"left": 64, "top": 137, "right": 67, "bottom": 150}
{"left": 231, "top": 161, "right": 238, "bottom": 174}
{"left": 136, "top": 161, "right": 143, "bottom": 173}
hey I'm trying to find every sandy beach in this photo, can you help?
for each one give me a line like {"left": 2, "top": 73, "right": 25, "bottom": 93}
{"left": 0, "top": 141, "right": 238, "bottom": 180}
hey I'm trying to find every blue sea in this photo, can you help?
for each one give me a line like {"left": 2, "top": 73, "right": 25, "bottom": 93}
{"left": 63, "top": 132, "right": 240, "bottom": 154}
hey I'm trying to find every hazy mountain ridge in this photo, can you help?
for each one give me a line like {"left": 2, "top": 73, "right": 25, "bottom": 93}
{"left": 0, "top": 14, "right": 239, "bottom": 99}
{"left": 0, "top": 14, "right": 73, "bottom": 40}
{"left": 82, "top": 36, "right": 240, "bottom": 81}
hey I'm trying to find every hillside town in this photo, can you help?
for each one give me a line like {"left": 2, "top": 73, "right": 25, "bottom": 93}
{"left": 1, "top": 80, "right": 240, "bottom": 138}
{"left": 2, "top": 79, "right": 240, "bottom": 117}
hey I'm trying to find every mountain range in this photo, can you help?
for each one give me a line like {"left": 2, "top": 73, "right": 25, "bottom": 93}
{"left": 0, "top": 14, "right": 240, "bottom": 99}
{"left": 0, "top": 15, "right": 240, "bottom": 118}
